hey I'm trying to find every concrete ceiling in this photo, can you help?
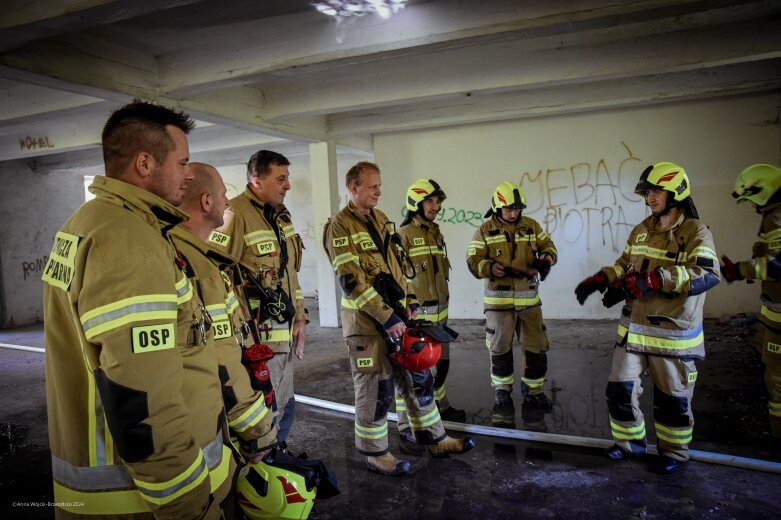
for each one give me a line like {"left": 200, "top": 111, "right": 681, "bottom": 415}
{"left": 1, "top": 0, "right": 781, "bottom": 169}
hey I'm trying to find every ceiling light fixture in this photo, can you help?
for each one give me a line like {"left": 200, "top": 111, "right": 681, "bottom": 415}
{"left": 310, "top": 0, "right": 408, "bottom": 20}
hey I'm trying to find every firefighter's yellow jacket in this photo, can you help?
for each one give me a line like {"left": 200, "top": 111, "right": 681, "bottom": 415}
{"left": 600, "top": 212, "right": 720, "bottom": 359}
{"left": 42, "top": 176, "right": 233, "bottom": 519}
{"left": 323, "top": 202, "right": 412, "bottom": 336}
{"left": 735, "top": 202, "right": 781, "bottom": 330}
{"left": 170, "top": 226, "right": 277, "bottom": 446}
{"left": 209, "top": 187, "right": 306, "bottom": 352}
{"left": 399, "top": 214, "right": 450, "bottom": 324}
{"left": 466, "top": 214, "right": 557, "bottom": 311}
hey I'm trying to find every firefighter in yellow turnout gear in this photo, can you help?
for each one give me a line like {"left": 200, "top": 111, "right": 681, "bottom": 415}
{"left": 323, "top": 162, "right": 475, "bottom": 477}
{"left": 395, "top": 179, "right": 467, "bottom": 454}
{"left": 721, "top": 163, "right": 781, "bottom": 439}
{"left": 466, "top": 181, "right": 558, "bottom": 426}
{"left": 171, "top": 163, "right": 277, "bottom": 459}
{"left": 575, "top": 162, "right": 720, "bottom": 474}
{"left": 42, "top": 103, "right": 241, "bottom": 519}
{"left": 209, "top": 150, "right": 307, "bottom": 445}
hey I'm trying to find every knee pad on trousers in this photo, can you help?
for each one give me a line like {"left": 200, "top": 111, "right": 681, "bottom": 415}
{"left": 491, "top": 351, "right": 513, "bottom": 377}
{"left": 606, "top": 381, "right": 636, "bottom": 421}
{"left": 433, "top": 359, "right": 450, "bottom": 389}
{"left": 374, "top": 377, "right": 395, "bottom": 421}
{"left": 524, "top": 351, "right": 547, "bottom": 379}
{"left": 411, "top": 369, "right": 435, "bottom": 407}
{"left": 653, "top": 386, "right": 690, "bottom": 427}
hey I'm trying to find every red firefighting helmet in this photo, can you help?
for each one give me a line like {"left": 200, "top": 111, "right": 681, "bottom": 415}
{"left": 390, "top": 327, "right": 442, "bottom": 371}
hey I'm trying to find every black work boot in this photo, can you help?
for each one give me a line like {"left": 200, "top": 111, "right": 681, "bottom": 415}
{"left": 398, "top": 428, "right": 426, "bottom": 455}
{"left": 523, "top": 392, "right": 553, "bottom": 412}
{"left": 439, "top": 406, "right": 467, "bottom": 423}
{"left": 521, "top": 382, "right": 553, "bottom": 412}
{"left": 492, "top": 389, "right": 515, "bottom": 425}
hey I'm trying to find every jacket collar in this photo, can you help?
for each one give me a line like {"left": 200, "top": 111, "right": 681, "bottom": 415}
{"left": 346, "top": 200, "right": 378, "bottom": 223}
{"left": 89, "top": 176, "right": 188, "bottom": 232}
{"left": 644, "top": 211, "right": 686, "bottom": 233}
{"left": 409, "top": 213, "right": 440, "bottom": 232}
{"left": 170, "top": 225, "right": 238, "bottom": 270}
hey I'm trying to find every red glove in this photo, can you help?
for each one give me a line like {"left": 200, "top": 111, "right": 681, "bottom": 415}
{"left": 242, "top": 343, "right": 276, "bottom": 408}
{"left": 575, "top": 272, "right": 609, "bottom": 304}
{"left": 622, "top": 270, "right": 662, "bottom": 300}
{"left": 720, "top": 255, "right": 744, "bottom": 283}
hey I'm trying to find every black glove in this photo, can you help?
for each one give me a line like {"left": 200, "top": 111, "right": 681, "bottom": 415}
{"left": 532, "top": 256, "right": 552, "bottom": 281}
{"left": 601, "top": 283, "right": 628, "bottom": 308}
{"left": 503, "top": 266, "right": 529, "bottom": 279}
{"left": 575, "top": 272, "right": 609, "bottom": 304}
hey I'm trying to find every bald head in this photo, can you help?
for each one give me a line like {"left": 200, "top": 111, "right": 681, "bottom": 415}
{"left": 180, "top": 162, "right": 230, "bottom": 240}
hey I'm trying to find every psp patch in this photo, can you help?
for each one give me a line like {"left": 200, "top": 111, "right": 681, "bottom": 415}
{"left": 257, "top": 241, "right": 276, "bottom": 255}
{"left": 768, "top": 341, "right": 781, "bottom": 354}
{"left": 132, "top": 324, "right": 175, "bottom": 353}
{"left": 332, "top": 237, "right": 349, "bottom": 248}
{"left": 635, "top": 233, "right": 648, "bottom": 243}
{"left": 687, "top": 371, "right": 698, "bottom": 383}
{"left": 356, "top": 357, "right": 373, "bottom": 369}
{"left": 208, "top": 230, "right": 230, "bottom": 247}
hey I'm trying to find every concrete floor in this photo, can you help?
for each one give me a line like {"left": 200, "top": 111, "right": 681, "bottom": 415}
{"left": 1, "top": 300, "right": 780, "bottom": 519}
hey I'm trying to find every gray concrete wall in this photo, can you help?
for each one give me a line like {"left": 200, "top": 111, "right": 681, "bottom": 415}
{"left": 0, "top": 159, "right": 85, "bottom": 327}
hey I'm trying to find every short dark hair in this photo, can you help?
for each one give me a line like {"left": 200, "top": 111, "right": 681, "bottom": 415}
{"left": 346, "top": 161, "right": 380, "bottom": 189}
{"left": 247, "top": 150, "right": 290, "bottom": 182}
{"left": 101, "top": 100, "right": 195, "bottom": 178}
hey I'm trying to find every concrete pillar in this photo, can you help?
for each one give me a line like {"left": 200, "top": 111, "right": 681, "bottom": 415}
{"left": 309, "top": 142, "right": 341, "bottom": 327}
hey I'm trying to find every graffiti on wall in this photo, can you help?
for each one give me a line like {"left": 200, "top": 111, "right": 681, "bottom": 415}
{"left": 22, "top": 256, "right": 49, "bottom": 280}
{"left": 397, "top": 142, "right": 645, "bottom": 252}
{"left": 19, "top": 136, "right": 55, "bottom": 150}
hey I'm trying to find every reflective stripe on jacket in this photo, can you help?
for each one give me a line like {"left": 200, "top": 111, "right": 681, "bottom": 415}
{"left": 601, "top": 212, "right": 719, "bottom": 358}
{"left": 466, "top": 214, "right": 557, "bottom": 311}
{"left": 399, "top": 214, "right": 449, "bottom": 324}
{"left": 42, "top": 176, "right": 231, "bottom": 519}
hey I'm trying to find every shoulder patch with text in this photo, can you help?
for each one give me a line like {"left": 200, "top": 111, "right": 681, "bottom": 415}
{"left": 413, "top": 237, "right": 425, "bottom": 246}
{"left": 332, "top": 237, "right": 349, "bottom": 248}
{"left": 356, "top": 357, "right": 373, "bottom": 368}
{"left": 132, "top": 324, "right": 175, "bottom": 353}
{"left": 257, "top": 241, "right": 276, "bottom": 255}
{"left": 361, "top": 240, "right": 376, "bottom": 251}
{"left": 212, "top": 320, "right": 232, "bottom": 340}
{"left": 768, "top": 341, "right": 781, "bottom": 354}
{"left": 208, "top": 230, "right": 230, "bottom": 247}
{"left": 42, "top": 231, "right": 80, "bottom": 291}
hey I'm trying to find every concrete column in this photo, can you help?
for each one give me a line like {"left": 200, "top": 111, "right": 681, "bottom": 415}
{"left": 309, "top": 142, "right": 341, "bottom": 327}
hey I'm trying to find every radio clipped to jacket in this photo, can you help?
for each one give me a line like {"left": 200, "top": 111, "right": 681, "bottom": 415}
{"left": 241, "top": 268, "right": 296, "bottom": 324}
